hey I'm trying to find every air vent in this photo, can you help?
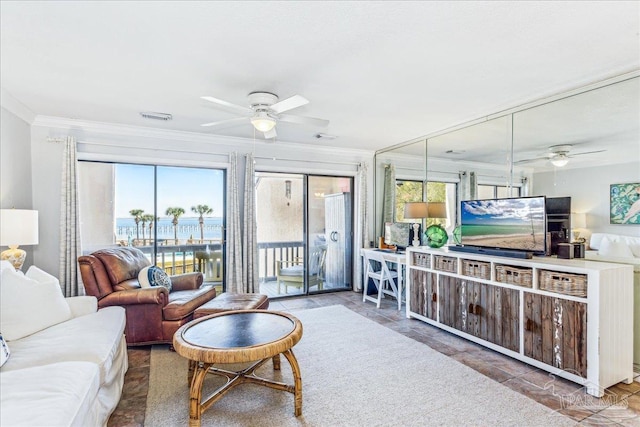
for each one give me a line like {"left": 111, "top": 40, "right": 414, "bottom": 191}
{"left": 445, "top": 150, "right": 465, "bottom": 155}
{"left": 315, "top": 133, "right": 338, "bottom": 140}
{"left": 140, "top": 112, "right": 173, "bottom": 121}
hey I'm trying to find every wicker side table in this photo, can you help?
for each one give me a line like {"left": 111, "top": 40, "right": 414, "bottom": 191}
{"left": 173, "top": 310, "right": 303, "bottom": 427}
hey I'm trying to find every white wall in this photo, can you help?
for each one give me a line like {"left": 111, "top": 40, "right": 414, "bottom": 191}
{"left": 0, "top": 107, "right": 35, "bottom": 268}
{"left": 532, "top": 161, "right": 640, "bottom": 240}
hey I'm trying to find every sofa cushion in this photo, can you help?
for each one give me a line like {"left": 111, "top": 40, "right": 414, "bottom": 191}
{"left": 0, "top": 266, "right": 71, "bottom": 341}
{"left": 2, "top": 306, "right": 126, "bottom": 385}
{"left": 599, "top": 237, "right": 635, "bottom": 259}
{"left": 163, "top": 285, "right": 217, "bottom": 321}
{"left": 138, "top": 266, "right": 172, "bottom": 291}
{"left": 93, "top": 247, "right": 151, "bottom": 285}
{"left": 0, "top": 362, "right": 100, "bottom": 427}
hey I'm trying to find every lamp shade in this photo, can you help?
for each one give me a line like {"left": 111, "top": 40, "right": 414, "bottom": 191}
{"left": 571, "top": 212, "right": 587, "bottom": 229}
{"left": 404, "top": 202, "right": 428, "bottom": 219}
{"left": 427, "top": 202, "right": 447, "bottom": 219}
{"left": 0, "top": 209, "right": 39, "bottom": 246}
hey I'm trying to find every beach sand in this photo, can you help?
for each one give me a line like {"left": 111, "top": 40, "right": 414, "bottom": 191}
{"left": 463, "top": 233, "right": 546, "bottom": 252}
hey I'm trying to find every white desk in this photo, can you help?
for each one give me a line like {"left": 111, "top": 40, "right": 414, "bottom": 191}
{"left": 361, "top": 248, "right": 407, "bottom": 306}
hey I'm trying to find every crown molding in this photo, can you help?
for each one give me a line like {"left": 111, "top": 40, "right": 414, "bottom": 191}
{"left": 31, "top": 115, "right": 373, "bottom": 157}
{"left": 0, "top": 88, "right": 36, "bottom": 124}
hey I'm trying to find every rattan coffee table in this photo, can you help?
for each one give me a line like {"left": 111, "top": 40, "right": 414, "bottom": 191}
{"left": 173, "top": 309, "right": 303, "bottom": 427}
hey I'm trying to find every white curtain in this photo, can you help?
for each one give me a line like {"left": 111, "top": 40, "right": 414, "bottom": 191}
{"left": 356, "top": 162, "right": 369, "bottom": 291}
{"left": 242, "top": 154, "right": 258, "bottom": 293}
{"left": 381, "top": 164, "right": 396, "bottom": 231}
{"left": 458, "top": 171, "right": 477, "bottom": 202}
{"left": 59, "top": 136, "right": 83, "bottom": 297}
{"left": 226, "top": 153, "right": 244, "bottom": 293}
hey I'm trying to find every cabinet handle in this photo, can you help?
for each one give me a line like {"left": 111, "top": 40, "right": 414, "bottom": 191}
{"left": 432, "top": 292, "right": 437, "bottom": 302}
{"left": 474, "top": 304, "right": 482, "bottom": 316}
{"left": 468, "top": 303, "right": 474, "bottom": 314}
{"left": 525, "top": 319, "right": 534, "bottom": 332}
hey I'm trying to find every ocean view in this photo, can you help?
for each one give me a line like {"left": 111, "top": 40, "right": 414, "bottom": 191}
{"left": 116, "top": 217, "right": 223, "bottom": 241}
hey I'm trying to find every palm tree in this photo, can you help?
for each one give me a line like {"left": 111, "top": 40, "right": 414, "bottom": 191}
{"left": 191, "top": 204, "right": 213, "bottom": 243}
{"left": 165, "top": 207, "right": 185, "bottom": 244}
{"left": 129, "top": 209, "right": 144, "bottom": 244}
{"left": 147, "top": 215, "right": 159, "bottom": 243}
{"left": 140, "top": 214, "right": 155, "bottom": 245}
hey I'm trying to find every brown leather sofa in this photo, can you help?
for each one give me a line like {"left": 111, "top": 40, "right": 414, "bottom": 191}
{"left": 78, "top": 247, "right": 217, "bottom": 346}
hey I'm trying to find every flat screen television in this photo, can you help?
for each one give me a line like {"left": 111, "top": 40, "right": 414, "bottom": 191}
{"left": 460, "top": 196, "right": 547, "bottom": 255}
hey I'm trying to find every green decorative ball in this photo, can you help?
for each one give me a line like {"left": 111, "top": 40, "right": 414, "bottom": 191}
{"left": 452, "top": 225, "right": 462, "bottom": 245}
{"left": 425, "top": 224, "right": 449, "bottom": 248}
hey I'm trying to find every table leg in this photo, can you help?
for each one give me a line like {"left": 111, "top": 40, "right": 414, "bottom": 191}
{"left": 281, "top": 349, "right": 302, "bottom": 416}
{"left": 189, "top": 361, "right": 211, "bottom": 427}
{"left": 272, "top": 353, "right": 281, "bottom": 370}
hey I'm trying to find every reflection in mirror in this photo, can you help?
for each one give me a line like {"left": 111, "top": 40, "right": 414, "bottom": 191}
{"left": 515, "top": 76, "right": 640, "bottom": 239}
{"left": 427, "top": 115, "right": 520, "bottom": 231}
{"left": 374, "top": 139, "right": 426, "bottom": 245}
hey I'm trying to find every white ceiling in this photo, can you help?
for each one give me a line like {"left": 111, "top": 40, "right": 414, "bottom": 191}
{"left": 1, "top": 1, "right": 639, "bottom": 153}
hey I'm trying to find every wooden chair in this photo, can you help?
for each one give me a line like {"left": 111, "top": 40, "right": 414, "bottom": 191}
{"left": 363, "top": 250, "right": 401, "bottom": 309}
{"left": 276, "top": 246, "right": 326, "bottom": 294}
{"left": 195, "top": 251, "right": 223, "bottom": 282}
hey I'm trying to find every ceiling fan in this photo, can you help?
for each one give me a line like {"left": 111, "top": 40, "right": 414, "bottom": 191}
{"left": 514, "top": 144, "right": 606, "bottom": 167}
{"left": 200, "top": 91, "right": 329, "bottom": 139}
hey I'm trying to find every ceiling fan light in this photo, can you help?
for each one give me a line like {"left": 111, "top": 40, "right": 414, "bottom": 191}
{"left": 250, "top": 114, "right": 276, "bottom": 132}
{"left": 550, "top": 157, "right": 569, "bottom": 167}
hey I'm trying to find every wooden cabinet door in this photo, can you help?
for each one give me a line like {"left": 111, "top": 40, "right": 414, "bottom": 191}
{"left": 409, "top": 269, "right": 437, "bottom": 320}
{"left": 439, "top": 275, "right": 465, "bottom": 330}
{"left": 466, "top": 281, "right": 520, "bottom": 352}
{"left": 524, "top": 293, "right": 587, "bottom": 378}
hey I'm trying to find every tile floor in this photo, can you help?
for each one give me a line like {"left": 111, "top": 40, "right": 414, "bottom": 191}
{"left": 108, "top": 291, "right": 640, "bottom": 426}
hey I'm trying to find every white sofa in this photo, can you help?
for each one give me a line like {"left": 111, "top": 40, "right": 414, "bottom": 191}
{"left": 0, "top": 262, "right": 128, "bottom": 426}
{"left": 585, "top": 232, "right": 640, "bottom": 372}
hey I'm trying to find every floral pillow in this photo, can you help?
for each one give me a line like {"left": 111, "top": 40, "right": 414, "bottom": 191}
{"left": 138, "top": 266, "right": 172, "bottom": 291}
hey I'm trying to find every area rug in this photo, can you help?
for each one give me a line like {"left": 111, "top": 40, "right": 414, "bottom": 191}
{"left": 145, "top": 305, "right": 574, "bottom": 426}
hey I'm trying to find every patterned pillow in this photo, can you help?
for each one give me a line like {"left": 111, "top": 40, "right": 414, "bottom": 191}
{"left": 138, "top": 266, "right": 172, "bottom": 291}
{"left": 0, "top": 333, "right": 10, "bottom": 367}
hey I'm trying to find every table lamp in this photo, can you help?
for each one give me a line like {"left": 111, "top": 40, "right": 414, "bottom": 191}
{"left": 570, "top": 212, "right": 587, "bottom": 243}
{"left": 0, "top": 209, "right": 39, "bottom": 270}
{"left": 403, "top": 202, "right": 428, "bottom": 247}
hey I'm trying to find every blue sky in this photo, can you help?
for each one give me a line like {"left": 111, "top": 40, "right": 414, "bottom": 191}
{"left": 115, "top": 164, "right": 224, "bottom": 218}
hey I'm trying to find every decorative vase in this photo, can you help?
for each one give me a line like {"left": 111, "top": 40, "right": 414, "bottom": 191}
{"left": 452, "top": 225, "right": 462, "bottom": 245}
{"left": 424, "top": 224, "right": 449, "bottom": 248}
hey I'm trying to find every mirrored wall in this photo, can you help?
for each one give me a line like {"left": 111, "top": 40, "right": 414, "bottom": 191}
{"left": 374, "top": 73, "right": 640, "bottom": 244}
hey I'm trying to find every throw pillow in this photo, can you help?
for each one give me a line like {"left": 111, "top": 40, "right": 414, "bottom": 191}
{"left": 598, "top": 237, "right": 635, "bottom": 259}
{"left": 138, "top": 266, "right": 172, "bottom": 291}
{"left": 0, "top": 333, "right": 10, "bottom": 367}
{"left": 0, "top": 266, "right": 72, "bottom": 341}
{"left": 0, "top": 260, "right": 13, "bottom": 272}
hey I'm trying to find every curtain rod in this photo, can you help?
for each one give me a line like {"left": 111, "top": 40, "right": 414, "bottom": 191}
{"left": 253, "top": 155, "right": 360, "bottom": 167}
{"left": 47, "top": 137, "right": 231, "bottom": 157}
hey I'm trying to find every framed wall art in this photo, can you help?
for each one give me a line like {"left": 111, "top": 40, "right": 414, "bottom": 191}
{"left": 610, "top": 182, "right": 640, "bottom": 224}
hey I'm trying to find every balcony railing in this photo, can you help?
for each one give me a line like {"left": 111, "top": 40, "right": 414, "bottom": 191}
{"left": 125, "top": 240, "right": 303, "bottom": 283}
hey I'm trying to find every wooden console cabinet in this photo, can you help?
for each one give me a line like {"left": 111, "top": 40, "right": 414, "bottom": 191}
{"left": 406, "top": 247, "right": 634, "bottom": 396}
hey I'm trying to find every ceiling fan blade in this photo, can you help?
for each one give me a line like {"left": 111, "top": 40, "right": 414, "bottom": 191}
{"left": 200, "top": 117, "right": 248, "bottom": 128}
{"left": 201, "top": 96, "right": 253, "bottom": 115}
{"left": 270, "top": 95, "right": 309, "bottom": 114}
{"left": 514, "top": 156, "right": 550, "bottom": 165}
{"left": 568, "top": 149, "right": 607, "bottom": 157}
{"left": 279, "top": 114, "right": 329, "bottom": 128}
{"left": 264, "top": 127, "right": 277, "bottom": 139}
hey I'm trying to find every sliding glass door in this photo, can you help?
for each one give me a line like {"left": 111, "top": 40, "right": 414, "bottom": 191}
{"left": 78, "top": 161, "right": 226, "bottom": 293}
{"left": 256, "top": 172, "right": 353, "bottom": 298}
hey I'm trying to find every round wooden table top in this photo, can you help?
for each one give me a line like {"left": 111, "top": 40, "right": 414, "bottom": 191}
{"left": 173, "top": 309, "right": 303, "bottom": 364}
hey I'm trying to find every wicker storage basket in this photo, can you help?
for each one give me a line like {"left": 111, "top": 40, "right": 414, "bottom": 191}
{"left": 495, "top": 264, "right": 533, "bottom": 288}
{"left": 434, "top": 255, "right": 457, "bottom": 273}
{"left": 412, "top": 253, "right": 431, "bottom": 268}
{"left": 461, "top": 259, "right": 491, "bottom": 280}
{"left": 539, "top": 270, "right": 587, "bottom": 297}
